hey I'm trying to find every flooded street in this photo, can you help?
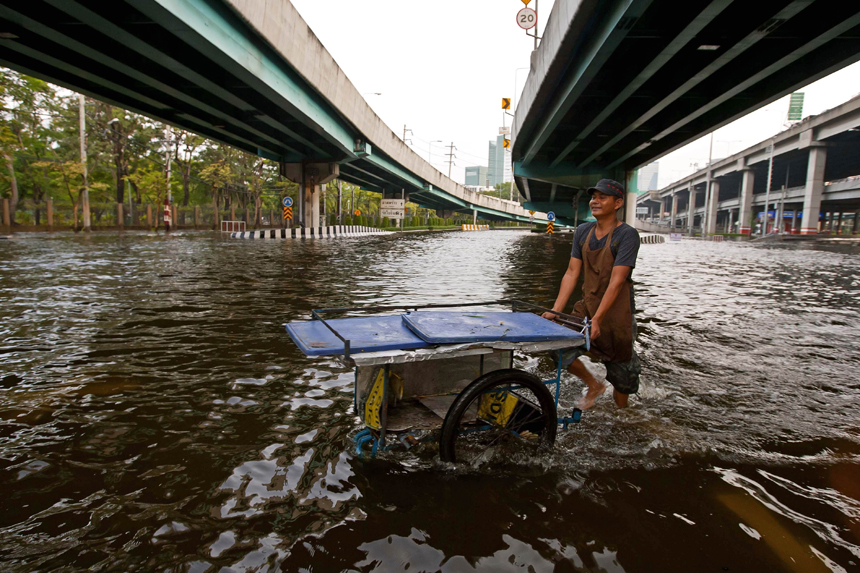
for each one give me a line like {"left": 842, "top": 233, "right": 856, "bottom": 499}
{"left": 1, "top": 230, "right": 859, "bottom": 572}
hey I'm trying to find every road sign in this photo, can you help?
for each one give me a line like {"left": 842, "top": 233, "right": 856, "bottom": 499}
{"left": 788, "top": 92, "right": 804, "bottom": 121}
{"left": 380, "top": 199, "right": 405, "bottom": 219}
{"left": 502, "top": 138, "right": 511, "bottom": 149}
{"left": 517, "top": 7, "right": 537, "bottom": 30}
{"left": 546, "top": 221, "right": 554, "bottom": 235}
{"left": 529, "top": 215, "right": 534, "bottom": 223}
{"left": 502, "top": 98, "right": 511, "bottom": 110}
{"left": 546, "top": 211, "right": 555, "bottom": 221}
{"left": 528, "top": 210, "right": 535, "bottom": 215}
{"left": 636, "top": 207, "right": 649, "bottom": 215}
{"left": 521, "top": 0, "right": 531, "bottom": 4}
{"left": 282, "top": 196, "right": 293, "bottom": 207}
{"left": 283, "top": 206, "right": 293, "bottom": 220}
{"left": 354, "top": 209, "right": 361, "bottom": 216}
{"left": 499, "top": 126, "right": 510, "bottom": 135}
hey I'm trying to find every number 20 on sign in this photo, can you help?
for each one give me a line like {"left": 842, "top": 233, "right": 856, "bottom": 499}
{"left": 517, "top": 7, "right": 537, "bottom": 30}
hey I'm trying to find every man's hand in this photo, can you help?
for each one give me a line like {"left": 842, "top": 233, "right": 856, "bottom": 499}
{"left": 590, "top": 318, "right": 601, "bottom": 340}
{"left": 541, "top": 311, "right": 559, "bottom": 322}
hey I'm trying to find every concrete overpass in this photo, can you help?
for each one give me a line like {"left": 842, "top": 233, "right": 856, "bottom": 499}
{"left": 511, "top": 0, "right": 860, "bottom": 227}
{"left": 637, "top": 94, "right": 860, "bottom": 235}
{"left": 0, "top": 0, "right": 541, "bottom": 227}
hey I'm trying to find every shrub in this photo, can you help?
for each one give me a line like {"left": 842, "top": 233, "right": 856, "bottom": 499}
{"left": 382, "top": 216, "right": 390, "bottom": 228}
{"left": 344, "top": 215, "right": 353, "bottom": 226}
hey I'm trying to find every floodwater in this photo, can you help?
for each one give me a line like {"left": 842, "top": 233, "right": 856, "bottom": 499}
{"left": 0, "top": 230, "right": 859, "bottom": 572}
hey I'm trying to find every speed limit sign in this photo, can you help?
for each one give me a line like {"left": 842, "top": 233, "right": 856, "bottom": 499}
{"left": 517, "top": 7, "right": 537, "bottom": 30}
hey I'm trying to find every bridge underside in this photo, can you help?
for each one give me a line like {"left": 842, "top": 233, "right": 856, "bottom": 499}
{"left": 513, "top": 0, "right": 860, "bottom": 223}
{"left": 0, "top": 0, "right": 480, "bottom": 215}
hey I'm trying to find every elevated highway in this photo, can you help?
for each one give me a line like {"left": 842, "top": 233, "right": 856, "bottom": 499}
{"left": 0, "top": 0, "right": 540, "bottom": 226}
{"left": 512, "top": 0, "right": 860, "bottom": 227}
{"left": 637, "top": 94, "right": 860, "bottom": 235}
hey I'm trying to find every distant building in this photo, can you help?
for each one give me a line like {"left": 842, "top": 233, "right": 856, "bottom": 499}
{"left": 487, "top": 135, "right": 508, "bottom": 187}
{"left": 638, "top": 161, "right": 659, "bottom": 193}
{"left": 465, "top": 166, "right": 488, "bottom": 187}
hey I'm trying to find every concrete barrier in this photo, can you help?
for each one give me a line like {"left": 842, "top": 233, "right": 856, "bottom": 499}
{"left": 639, "top": 234, "right": 666, "bottom": 244}
{"left": 461, "top": 224, "right": 490, "bottom": 231}
{"left": 230, "top": 226, "right": 389, "bottom": 239}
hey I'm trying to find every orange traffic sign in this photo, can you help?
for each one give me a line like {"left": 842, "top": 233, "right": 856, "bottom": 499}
{"left": 502, "top": 138, "right": 511, "bottom": 149}
{"left": 354, "top": 209, "right": 361, "bottom": 216}
{"left": 521, "top": 0, "right": 531, "bottom": 5}
{"left": 502, "top": 98, "right": 511, "bottom": 110}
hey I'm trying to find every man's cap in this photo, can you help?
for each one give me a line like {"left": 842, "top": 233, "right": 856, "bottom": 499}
{"left": 586, "top": 179, "right": 625, "bottom": 198}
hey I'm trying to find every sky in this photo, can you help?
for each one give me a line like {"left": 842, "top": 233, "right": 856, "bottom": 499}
{"left": 290, "top": 0, "right": 860, "bottom": 190}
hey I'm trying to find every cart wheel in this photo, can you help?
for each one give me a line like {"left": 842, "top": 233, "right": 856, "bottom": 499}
{"left": 439, "top": 369, "right": 557, "bottom": 465}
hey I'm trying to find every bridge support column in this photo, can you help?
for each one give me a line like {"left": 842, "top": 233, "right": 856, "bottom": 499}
{"left": 854, "top": 212, "right": 859, "bottom": 235}
{"left": 705, "top": 181, "right": 719, "bottom": 235}
{"left": 800, "top": 146, "right": 826, "bottom": 235}
{"left": 472, "top": 209, "right": 477, "bottom": 224}
{"left": 739, "top": 169, "right": 754, "bottom": 235}
{"left": 282, "top": 163, "right": 339, "bottom": 228}
{"left": 791, "top": 209, "right": 798, "bottom": 234}
{"left": 727, "top": 208, "right": 734, "bottom": 234}
{"left": 687, "top": 189, "right": 697, "bottom": 234}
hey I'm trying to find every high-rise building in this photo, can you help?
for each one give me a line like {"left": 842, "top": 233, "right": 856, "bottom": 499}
{"left": 487, "top": 135, "right": 507, "bottom": 187}
{"left": 465, "top": 166, "right": 488, "bottom": 187}
{"left": 638, "top": 162, "right": 659, "bottom": 193}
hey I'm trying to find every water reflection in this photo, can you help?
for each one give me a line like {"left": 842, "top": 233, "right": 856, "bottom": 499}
{"left": 0, "top": 231, "right": 857, "bottom": 571}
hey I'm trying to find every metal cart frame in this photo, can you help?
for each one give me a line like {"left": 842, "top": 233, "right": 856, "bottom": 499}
{"left": 306, "top": 299, "right": 590, "bottom": 458}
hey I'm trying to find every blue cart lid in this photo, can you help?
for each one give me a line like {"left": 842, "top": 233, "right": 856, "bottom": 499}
{"left": 402, "top": 311, "right": 584, "bottom": 344}
{"left": 285, "top": 315, "right": 430, "bottom": 357}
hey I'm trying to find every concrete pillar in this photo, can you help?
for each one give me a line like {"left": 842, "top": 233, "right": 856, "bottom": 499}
{"left": 800, "top": 146, "right": 827, "bottom": 235}
{"left": 835, "top": 212, "right": 843, "bottom": 235}
{"left": 310, "top": 185, "right": 321, "bottom": 228}
{"left": 146, "top": 204, "right": 153, "bottom": 228}
{"left": 727, "top": 208, "right": 734, "bottom": 234}
{"left": 705, "top": 181, "right": 719, "bottom": 235}
{"left": 739, "top": 169, "right": 754, "bottom": 235}
{"left": 791, "top": 209, "right": 798, "bottom": 234}
{"left": 117, "top": 203, "right": 123, "bottom": 229}
{"left": 47, "top": 199, "right": 53, "bottom": 230}
{"left": 688, "top": 188, "right": 697, "bottom": 234}
{"left": 854, "top": 212, "right": 859, "bottom": 235}
{"left": 473, "top": 209, "right": 477, "bottom": 224}
{"left": 194, "top": 206, "right": 200, "bottom": 228}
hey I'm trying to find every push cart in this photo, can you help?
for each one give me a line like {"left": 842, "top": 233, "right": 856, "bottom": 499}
{"left": 285, "top": 300, "right": 589, "bottom": 465}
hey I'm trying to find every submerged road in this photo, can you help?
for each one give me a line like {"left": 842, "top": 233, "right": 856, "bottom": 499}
{"left": 0, "top": 232, "right": 859, "bottom": 571}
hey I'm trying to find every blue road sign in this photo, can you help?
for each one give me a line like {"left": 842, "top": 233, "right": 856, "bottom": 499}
{"left": 546, "top": 211, "right": 556, "bottom": 221}
{"left": 282, "top": 197, "right": 293, "bottom": 207}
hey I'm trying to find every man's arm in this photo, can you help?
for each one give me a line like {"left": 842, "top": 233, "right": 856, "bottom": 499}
{"left": 541, "top": 257, "right": 582, "bottom": 320}
{"left": 590, "top": 265, "right": 630, "bottom": 339}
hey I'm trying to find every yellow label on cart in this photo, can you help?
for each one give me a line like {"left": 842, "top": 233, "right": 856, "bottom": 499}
{"left": 365, "top": 369, "right": 385, "bottom": 430}
{"left": 478, "top": 390, "right": 519, "bottom": 427}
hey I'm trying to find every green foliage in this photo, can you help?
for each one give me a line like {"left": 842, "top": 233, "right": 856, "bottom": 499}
{"left": 382, "top": 216, "right": 390, "bottom": 228}
{"left": 344, "top": 215, "right": 353, "bottom": 226}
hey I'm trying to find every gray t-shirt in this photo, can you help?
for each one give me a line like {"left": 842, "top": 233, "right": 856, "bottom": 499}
{"left": 571, "top": 222, "right": 640, "bottom": 269}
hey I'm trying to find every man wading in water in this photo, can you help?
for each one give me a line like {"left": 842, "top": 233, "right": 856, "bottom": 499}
{"left": 542, "top": 179, "right": 641, "bottom": 409}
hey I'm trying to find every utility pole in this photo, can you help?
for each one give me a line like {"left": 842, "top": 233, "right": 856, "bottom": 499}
{"left": 337, "top": 179, "right": 342, "bottom": 224}
{"left": 79, "top": 94, "right": 91, "bottom": 232}
{"left": 704, "top": 132, "right": 714, "bottom": 235}
{"left": 762, "top": 138, "right": 775, "bottom": 237}
{"left": 446, "top": 142, "right": 456, "bottom": 178}
{"left": 351, "top": 185, "right": 355, "bottom": 221}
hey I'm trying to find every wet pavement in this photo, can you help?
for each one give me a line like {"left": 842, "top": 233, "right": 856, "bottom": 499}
{"left": 0, "top": 230, "right": 858, "bottom": 572}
